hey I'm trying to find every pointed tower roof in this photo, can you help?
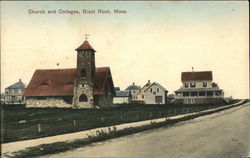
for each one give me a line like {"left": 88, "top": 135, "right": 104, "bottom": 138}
{"left": 75, "top": 40, "right": 96, "bottom": 52}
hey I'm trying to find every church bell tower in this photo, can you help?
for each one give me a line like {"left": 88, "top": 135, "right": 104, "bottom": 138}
{"left": 73, "top": 35, "right": 96, "bottom": 108}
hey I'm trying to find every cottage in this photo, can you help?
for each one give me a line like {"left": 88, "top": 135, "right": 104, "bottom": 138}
{"left": 23, "top": 38, "right": 115, "bottom": 108}
{"left": 143, "top": 82, "right": 168, "bottom": 104}
{"left": 137, "top": 80, "right": 151, "bottom": 104}
{"left": 174, "top": 70, "right": 224, "bottom": 104}
{"left": 125, "top": 82, "right": 141, "bottom": 103}
{"left": 5, "top": 79, "right": 26, "bottom": 104}
{"left": 113, "top": 90, "right": 131, "bottom": 104}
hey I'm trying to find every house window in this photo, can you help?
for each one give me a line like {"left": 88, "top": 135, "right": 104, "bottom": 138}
{"left": 191, "top": 92, "right": 198, "bottom": 96}
{"left": 183, "top": 92, "right": 189, "bottom": 97}
{"left": 157, "top": 88, "right": 159, "bottom": 92}
{"left": 184, "top": 83, "right": 189, "bottom": 88}
{"left": 199, "top": 92, "right": 205, "bottom": 96}
{"left": 80, "top": 68, "right": 86, "bottom": 77}
{"left": 6, "top": 89, "right": 9, "bottom": 94}
{"left": 203, "top": 82, "right": 207, "bottom": 87}
{"left": 153, "top": 92, "right": 156, "bottom": 95}
{"left": 207, "top": 91, "right": 213, "bottom": 96}
{"left": 142, "top": 94, "right": 144, "bottom": 99}
{"left": 134, "top": 90, "right": 135, "bottom": 93}
{"left": 79, "top": 94, "right": 88, "bottom": 102}
{"left": 150, "top": 88, "right": 152, "bottom": 92}
{"left": 190, "top": 82, "right": 196, "bottom": 88}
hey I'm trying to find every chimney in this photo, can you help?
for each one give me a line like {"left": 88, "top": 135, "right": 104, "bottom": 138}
{"left": 192, "top": 67, "right": 194, "bottom": 72}
{"left": 19, "top": 79, "right": 21, "bottom": 82}
{"left": 133, "top": 82, "right": 135, "bottom": 85}
{"left": 148, "top": 80, "right": 150, "bottom": 83}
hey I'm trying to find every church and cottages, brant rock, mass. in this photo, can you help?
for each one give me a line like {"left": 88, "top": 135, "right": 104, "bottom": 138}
{"left": 23, "top": 37, "right": 115, "bottom": 108}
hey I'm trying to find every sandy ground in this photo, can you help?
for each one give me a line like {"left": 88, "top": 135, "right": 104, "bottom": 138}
{"left": 42, "top": 102, "right": 250, "bottom": 158}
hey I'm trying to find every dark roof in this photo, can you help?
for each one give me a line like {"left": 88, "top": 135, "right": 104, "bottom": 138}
{"left": 23, "top": 67, "right": 115, "bottom": 96}
{"left": 115, "top": 91, "right": 130, "bottom": 97}
{"left": 125, "top": 83, "right": 141, "bottom": 91}
{"left": 75, "top": 40, "right": 96, "bottom": 52}
{"left": 6, "top": 80, "right": 26, "bottom": 89}
{"left": 181, "top": 71, "right": 213, "bottom": 82}
{"left": 144, "top": 82, "right": 168, "bottom": 92}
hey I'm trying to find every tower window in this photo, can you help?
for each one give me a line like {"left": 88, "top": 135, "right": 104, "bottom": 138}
{"left": 79, "top": 94, "right": 88, "bottom": 102}
{"left": 80, "top": 68, "right": 86, "bottom": 77}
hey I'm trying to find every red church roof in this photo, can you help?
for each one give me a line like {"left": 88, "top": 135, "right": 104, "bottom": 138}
{"left": 181, "top": 71, "right": 213, "bottom": 82}
{"left": 75, "top": 40, "right": 96, "bottom": 52}
{"left": 23, "top": 67, "right": 114, "bottom": 97}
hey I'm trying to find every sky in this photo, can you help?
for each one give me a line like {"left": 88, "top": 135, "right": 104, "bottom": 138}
{"left": 1, "top": 1, "right": 249, "bottom": 99}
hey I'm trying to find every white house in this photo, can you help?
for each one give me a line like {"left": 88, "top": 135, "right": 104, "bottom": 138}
{"left": 125, "top": 82, "right": 141, "bottom": 103}
{"left": 174, "top": 70, "right": 225, "bottom": 104}
{"left": 113, "top": 91, "right": 131, "bottom": 104}
{"left": 143, "top": 82, "right": 168, "bottom": 104}
{"left": 5, "top": 79, "right": 26, "bottom": 104}
{"left": 137, "top": 80, "right": 151, "bottom": 104}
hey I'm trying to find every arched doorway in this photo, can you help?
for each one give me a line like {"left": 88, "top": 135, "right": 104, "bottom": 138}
{"left": 79, "top": 94, "right": 88, "bottom": 102}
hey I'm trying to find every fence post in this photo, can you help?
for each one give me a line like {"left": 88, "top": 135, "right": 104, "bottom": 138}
{"left": 73, "top": 120, "right": 76, "bottom": 127}
{"left": 38, "top": 123, "right": 41, "bottom": 133}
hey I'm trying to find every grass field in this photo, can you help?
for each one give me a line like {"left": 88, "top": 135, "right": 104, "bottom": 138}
{"left": 1, "top": 101, "right": 237, "bottom": 143}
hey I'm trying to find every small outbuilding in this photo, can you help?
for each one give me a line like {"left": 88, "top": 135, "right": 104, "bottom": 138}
{"left": 113, "top": 91, "right": 131, "bottom": 104}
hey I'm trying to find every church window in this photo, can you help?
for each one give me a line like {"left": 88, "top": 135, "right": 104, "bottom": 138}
{"left": 66, "top": 81, "right": 74, "bottom": 85}
{"left": 79, "top": 94, "right": 88, "bottom": 102}
{"left": 80, "top": 68, "right": 86, "bottom": 77}
{"left": 41, "top": 79, "right": 51, "bottom": 86}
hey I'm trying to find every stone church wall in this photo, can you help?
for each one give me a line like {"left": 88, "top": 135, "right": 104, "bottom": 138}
{"left": 73, "top": 83, "right": 94, "bottom": 108}
{"left": 26, "top": 97, "right": 73, "bottom": 108}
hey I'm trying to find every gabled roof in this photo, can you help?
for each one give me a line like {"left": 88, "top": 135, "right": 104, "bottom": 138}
{"left": 140, "top": 80, "right": 151, "bottom": 92}
{"left": 125, "top": 83, "right": 141, "bottom": 91}
{"left": 144, "top": 82, "right": 168, "bottom": 92}
{"left": 75, "top": 40, "right": 96, "bottom": 52}
{"left": 23, "top": 67, "right": 115, "bottom": 97}
{"left": 181, "top": 71, "right": 213, "bottom": 82}
{"left": 6, "top": 80, "right": 26, "bottom": 89}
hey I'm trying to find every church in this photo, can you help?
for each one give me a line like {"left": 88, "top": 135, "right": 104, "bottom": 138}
{"left": 23, "top": 37, "right": 115, "bottom": 108}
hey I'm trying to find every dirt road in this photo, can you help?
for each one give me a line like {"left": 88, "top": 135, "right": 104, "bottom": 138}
{"left": 44, "top": 103, "right": 250, "bottom": 158}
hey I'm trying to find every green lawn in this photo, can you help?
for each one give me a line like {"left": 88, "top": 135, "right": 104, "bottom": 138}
{"left": 1, "top": 102, "right": 236, "bottom": 143}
